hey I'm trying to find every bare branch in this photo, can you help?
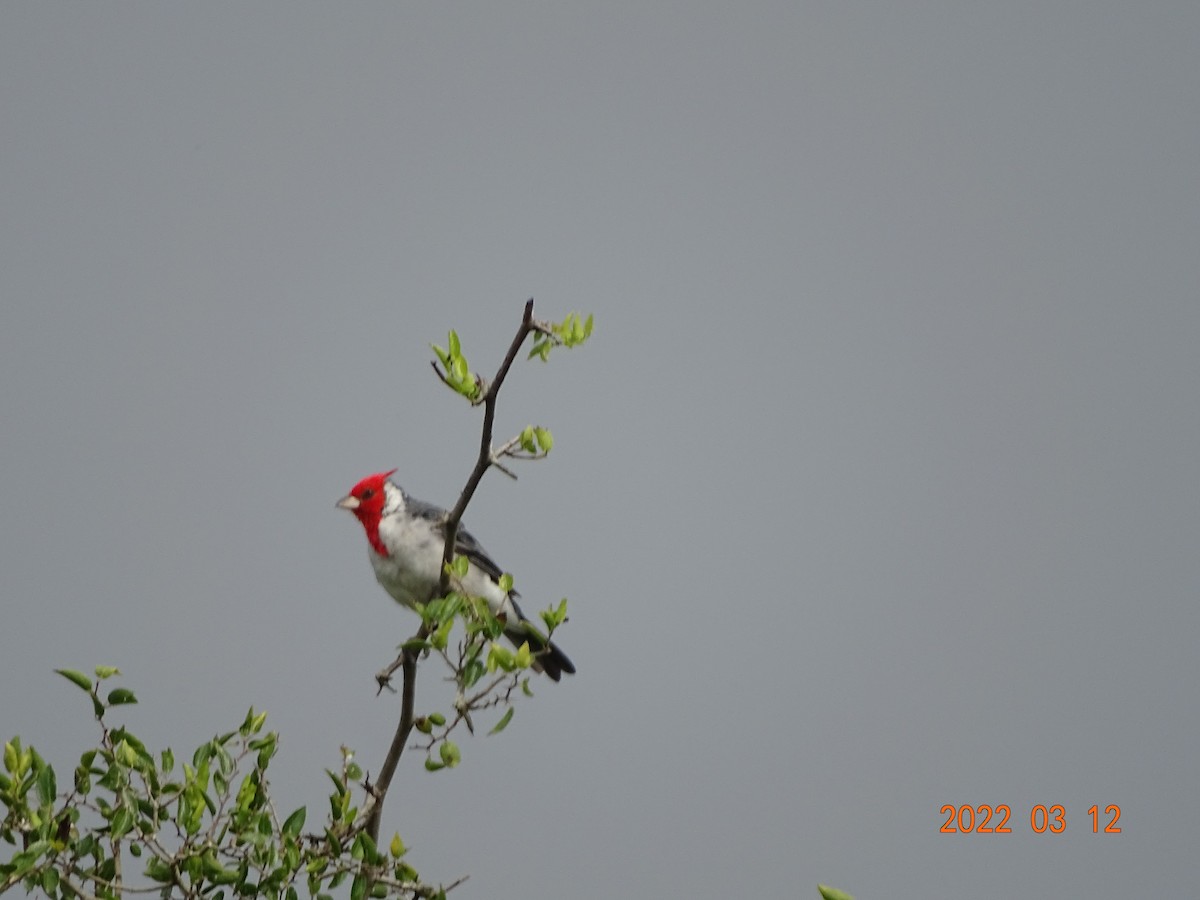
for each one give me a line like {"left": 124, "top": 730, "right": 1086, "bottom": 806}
{"left": 365, "top": 637, "right": 419, "bottom": 845}
{"left": 488, "top": 456, "right": 520, "bottom": 480}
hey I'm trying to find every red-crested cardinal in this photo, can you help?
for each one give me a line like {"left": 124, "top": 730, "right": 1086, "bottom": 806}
{"left": 337, "top": 470, "right": 575, "bottom": 681}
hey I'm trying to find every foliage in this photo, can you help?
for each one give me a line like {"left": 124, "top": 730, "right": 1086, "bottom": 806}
{"left": 405, "top": 574, "right": 569, "bottom": 771}
{"left": 2, "top": 300, "right": 592, "bottom": 898}
{"left": 2, "top": 667, "right": 439, "bottom": 900}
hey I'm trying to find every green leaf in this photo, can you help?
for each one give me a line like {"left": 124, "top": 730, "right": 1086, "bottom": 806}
{"left": 350, "top": 872, "right": 367, "bottom": 900}
{"left": 55, "top": 669, "right": 92, "bottom": 692}
{"left": 326, "top": 770, "right": 346, "bottom": 794}
{"left": 215, "top": 737, "right": 236, "bottom": 764}
{"left": 161, "top": 748, "right": 175, "bottom": 773}
{"left": 448, "top": 329, "right": 461, "bottom": 357}
{"left": 234, "top": 773, "right": 255, "bottom": 811}
{"left": 107, "top": 688, "right": 137, "bottom": 706}
{"left": 514, "top": 641, "right": 532, "bottom": 671}
{"left": 110, "top": 806, "right": 134, "bottom": 838}
{"left": 487, "top": 643, "right": 514, "bottom": 673}
{"left": 431, "top": 617, "right": 454, "bottom": 652}
{"left": 19, "top": 753, "right": 34, "bottom": 784}
{"left": 817, "top": 886, "right": 855, "bottom": 900}
{"left": 584, "top": 313, "right": 594, "bottom": 337}
{"left": 427, "top": 712, "right": 446, "bottom": 727}
{"left": 250, "top": 732, "right": 277, "bottom": 759}
{"left": 94, "top": 665, "right": 121, "bottom": 680}
{"left": 520, "top": 425, "right": 536, "bottom": 453}
{"left": 359, "top": 833, "right": 381, "bottom": 864}
{"left": 462, "top": 658, "right": 486, "bottom": 687}
{"left": 145, "top": 858, "right": 174, "bottom": 883}
{"left": 41, "top": 866, "right": 60, "bottom": 894}
{"left": 489, "top": 707, "right": 515, "bottom": 735}
{"left": 534, "top": 427, "right": 553, "bottom": 452}
{"left": 423, "top": 758, "right": 445, "bottom": 772}
{"left": 541, "top": 597, "right": 569, "bottom": 631}
{"left": 116, "top": 740, "right": 139, "bottom": 768}
{"left": 192, "top": 742, "right": 212, "bottom": 769}
{"left": 3, "top": 739, "right": 18, "bottom": 775}
{"left": 450, "top": 554, "right": 469, "bottom": 578}
{"left": 439, "top": 741, "right": 461, "bottom": 769}
{"left": 389, "top": 832, "right": 406, "bottom": 858}
{"left": 110, "top": 728, "right": 150, "bottom": 757}
{"left": 36, "top": 764, "right": 56, "bottom": 806}
{"left": 8, "top": 842, "right": 47, "bottom": 876}
{"left": 208, "top": 863, "right": 240, "bottom": 886}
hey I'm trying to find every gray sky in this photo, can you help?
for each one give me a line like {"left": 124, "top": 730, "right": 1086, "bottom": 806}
{"left": 2, "top": 3, "right": 1197, "bottom": 898}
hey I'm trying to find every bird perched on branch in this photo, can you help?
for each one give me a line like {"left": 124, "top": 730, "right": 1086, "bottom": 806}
{"left": 337, "top": 470, "right": 575, "bottom": 681}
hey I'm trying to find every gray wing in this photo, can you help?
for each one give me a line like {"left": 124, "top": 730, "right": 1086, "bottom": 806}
{"left": 405, "top": 496, "right": 507, "bottom": 584}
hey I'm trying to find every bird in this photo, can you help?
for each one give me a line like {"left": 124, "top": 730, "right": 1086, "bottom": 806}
{"left": 336, "top": 469, "right": 575, "bottom": 681}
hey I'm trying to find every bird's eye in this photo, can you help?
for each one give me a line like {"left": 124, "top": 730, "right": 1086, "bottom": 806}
{"left": 361, "top": 489, "right": 374, "bottom": 500}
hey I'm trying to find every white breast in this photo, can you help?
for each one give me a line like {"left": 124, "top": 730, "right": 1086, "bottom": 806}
{"left": 372, "top": 509, "right": 519, "bottom": 621}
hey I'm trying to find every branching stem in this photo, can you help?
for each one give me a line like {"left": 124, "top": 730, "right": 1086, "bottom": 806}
{"left": 365, "top": 298, "right": 538, "bottom": 847}
{"left": 437, "top": 298, "right": 537, "bottom": 588}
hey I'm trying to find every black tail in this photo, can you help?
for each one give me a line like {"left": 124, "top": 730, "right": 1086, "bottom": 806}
{"left": 505, "top": 625, "right": 575, "bottom": 682}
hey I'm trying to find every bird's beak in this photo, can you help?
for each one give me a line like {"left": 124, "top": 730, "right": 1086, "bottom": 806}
{"left": 335, "top": 495, "right": 359, "bottom": 511}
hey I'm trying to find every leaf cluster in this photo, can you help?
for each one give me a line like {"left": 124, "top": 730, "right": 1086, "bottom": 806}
{"left": 1, "top": 667, "right": 453, "bottom": 900}
{"left": 364, "top": 299, "right": 588, "bottom": 848}
{"left": 527, "top": 311, "right": 593, "bottom": 362}
{"left": 402, "top": 567, "right": 570, "bottom": 771}
{"left": 429, "top": 331, "right": 479, "bottom": 402}
{"left": 430, "top": 309, "right": 592, "bottom": 405}
{"left": 3, "top": 302, "right": 593, "bottom": 899}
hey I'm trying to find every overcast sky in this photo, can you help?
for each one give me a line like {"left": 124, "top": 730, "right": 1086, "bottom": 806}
{"left": 2, "top": 3, "right": 1198, "bottom": 898}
